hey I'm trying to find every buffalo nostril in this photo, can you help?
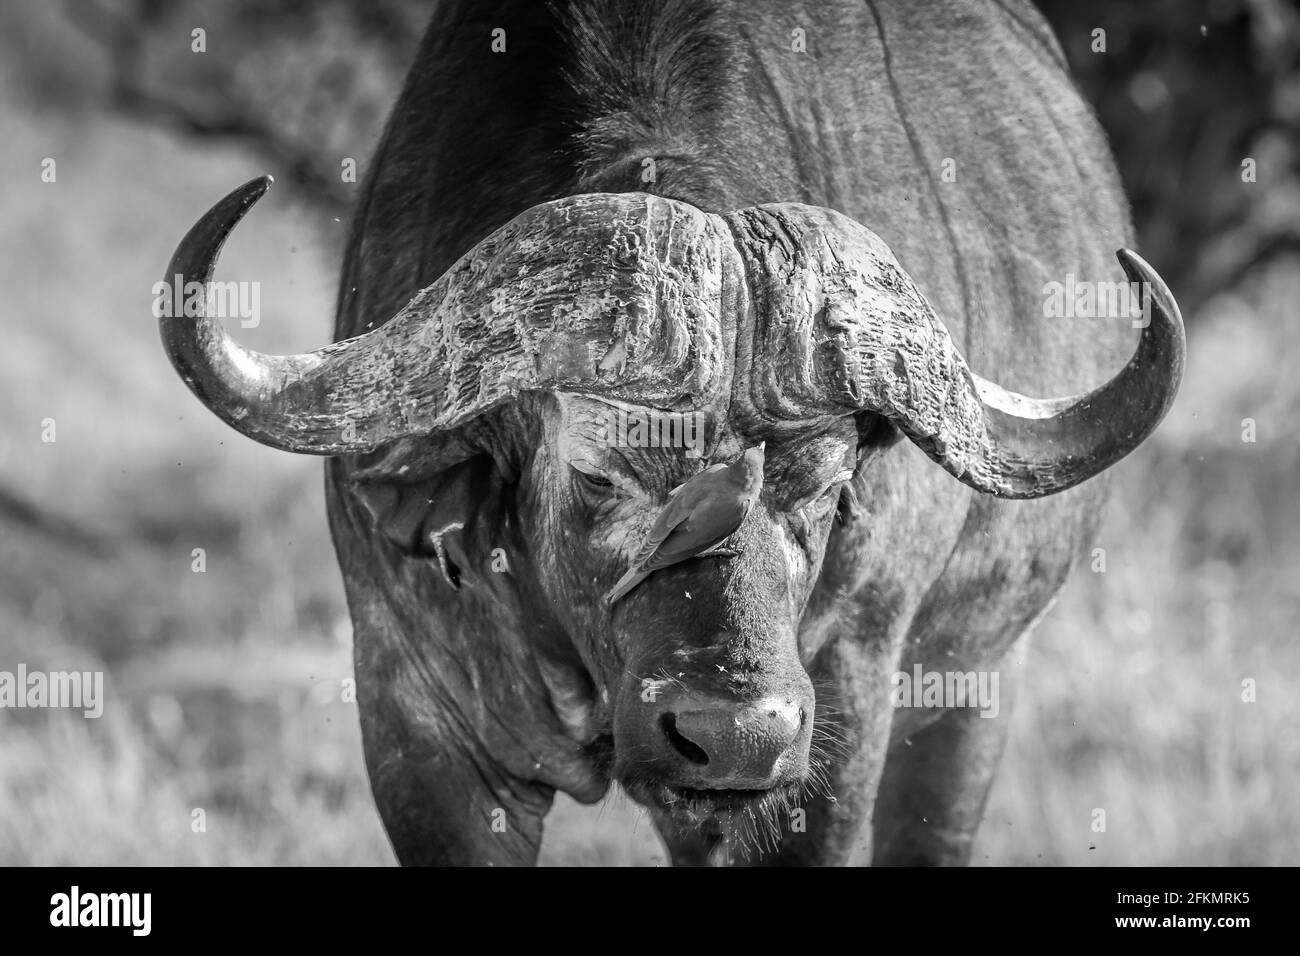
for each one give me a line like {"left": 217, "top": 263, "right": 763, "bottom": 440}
{"left": 661, "top": 713, "right": 709, "bottom": 765}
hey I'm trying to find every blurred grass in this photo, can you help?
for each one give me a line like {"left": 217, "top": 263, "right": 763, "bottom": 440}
{"left": 1, "top": 83, "right": 1297, "bottom": 866}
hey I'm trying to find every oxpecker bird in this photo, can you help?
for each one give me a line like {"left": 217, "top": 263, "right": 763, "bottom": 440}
{"left": 605, "top": 442, "right": 766, "bottom": 605}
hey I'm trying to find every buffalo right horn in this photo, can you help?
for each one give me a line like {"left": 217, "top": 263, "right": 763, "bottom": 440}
{"left": 728, "top": 203, "right": 1186, "bottom": 500}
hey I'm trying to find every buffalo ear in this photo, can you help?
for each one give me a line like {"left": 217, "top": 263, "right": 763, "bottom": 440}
{"left": 837, "top": 414, "right": 904, "bottom": 526}
{"left": 352, "top": 456, "right": 497, "bottom": 590}
{"left": 855, "top": 411, "right": 904, "bottom": 465}
{"left": 351, "top": 480, "right": 435, "bottom": 554}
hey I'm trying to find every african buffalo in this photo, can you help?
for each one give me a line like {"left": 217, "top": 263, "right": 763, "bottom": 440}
{"left": 160, "top": 0, "right": 1184, "bottom": 865}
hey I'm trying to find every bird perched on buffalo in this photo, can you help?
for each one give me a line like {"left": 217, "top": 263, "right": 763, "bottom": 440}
{"left": 605, "top": 442, "right": 766, "bottom": 605}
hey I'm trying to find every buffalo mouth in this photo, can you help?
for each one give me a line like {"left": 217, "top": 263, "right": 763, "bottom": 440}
{"left": 623, "top": 776, "right": 808, "bottom": 830}
{"left": 618, "top": 775, "right": 814, "bottom": 861}
{"left": 662, "top": 783, "right": 802, "bottom": 817}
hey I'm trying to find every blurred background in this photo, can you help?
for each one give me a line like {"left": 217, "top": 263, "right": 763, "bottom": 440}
{"left": 0, "top": 0, "right": 1297, "bottom": 865}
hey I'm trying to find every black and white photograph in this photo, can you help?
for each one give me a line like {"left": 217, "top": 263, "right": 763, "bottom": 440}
{"left": 0, "top": 0, "right": 1296, "bottom": 897}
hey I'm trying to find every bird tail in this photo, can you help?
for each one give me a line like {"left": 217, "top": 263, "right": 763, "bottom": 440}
{"left": 605, "top": 566, "right": 648, "bottom": 605}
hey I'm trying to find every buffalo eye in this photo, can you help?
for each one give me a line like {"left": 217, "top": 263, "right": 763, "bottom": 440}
{"left": 786, "top": 487, "right": 832, "bottom": 546}
{"left": 569, "top": 463, "right": 617, "bottom": 504}
{"left": 809, "top": 483, "right": 839, "bottom": 513}
{"left": 792, "top": 468, "right": 856, "bottom": 540}
{"left": 807, "top": 468, "right": 854, "bottom": 515}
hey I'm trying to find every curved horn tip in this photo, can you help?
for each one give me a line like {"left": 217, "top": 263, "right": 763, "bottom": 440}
{"left": 242, "top": 173, "right": 274, "bottom": 197}
{"left": 951, "top": 248, "right": 1187, "bottom": 500}
{"left": 229, "top": 174, "right": 273, "bottom": 211}
{"left": 1114, "top": 246, "right": 1154, "bottom": 277}
{"left": 1115, "top": 247, "right": 1184, "bottom": 327}
{"left": 207, "top": 174, "right": 275, "bottom": 223}
{"left": 164, "top": 176, "right": 276, "bottom": 283}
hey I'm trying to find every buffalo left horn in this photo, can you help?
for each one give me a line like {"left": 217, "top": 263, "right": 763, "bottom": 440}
{"left": 160, "top": 178, "right": 733, "bottom": 455}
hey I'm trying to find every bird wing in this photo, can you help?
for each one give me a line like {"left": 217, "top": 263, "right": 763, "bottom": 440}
{"left": 626, "top": 464, "right": 728, "bottom": 568}
{"left": 628, "top": 491, "right": 695, "bottom": 569}
{"left": 637, "top": 496, "right": 746, "bottom": 573}
{"left": 608, "top": 465, "right": 752, "bottom": 602}
{"left": 666, "top": 462, "right": 726, "bottom": 499}
{"left": 604, "top": 565, "right": 650, "bottom": 605}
